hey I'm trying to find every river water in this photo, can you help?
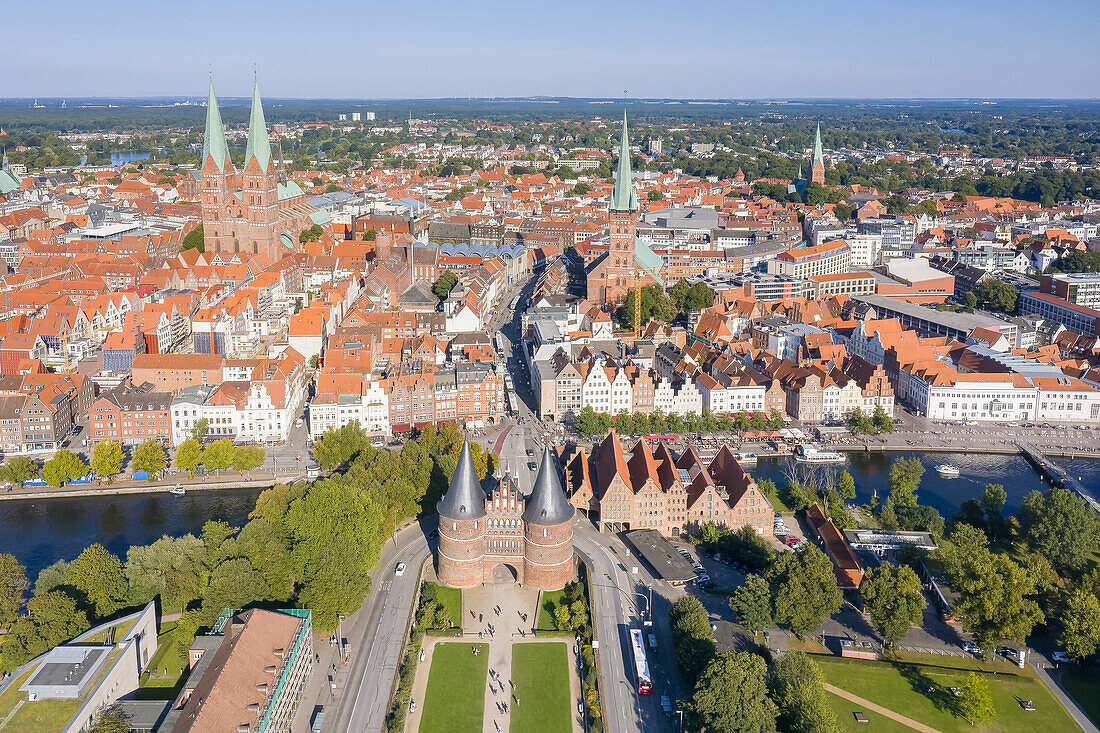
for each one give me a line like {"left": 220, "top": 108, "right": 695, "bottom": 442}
{"left": 0, "top": 453, "right": 1097, "bottom": 584}
{"left": 0, "top": 488, "right": 261, "bottom": 582}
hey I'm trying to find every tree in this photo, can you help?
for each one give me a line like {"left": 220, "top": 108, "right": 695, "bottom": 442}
{"left": 1019, "top": 488, "right": 1100, "bottom": 574}
{"left": 647, "top": 189, "right": 664, "bottom": 201}
{"left": 962, "top": 290, "right": 978, "bottom": 311}
{"left": 574, "top": 406, "right": 605, "bottom": 438}
{"left": 41, "top": 449, "right": 88, "bottom": 487}
{"left": 1058, "top": 589, "right": 1100, "bottom": 662}
{"left": 670, "top": 595, "right": 716, "bottom": 685}
{"left": 87, "top": 708, "right": 131, "bottom": 733}
{"left": 190, "top": 418, "right": 210, "bottom": 441}
{"left": 974, "top": 278, "right": 1018, "bottom": 315}
{"left": 768, "top": 651, "right": 839, "bottom": 733}
{"left": 432, "top": 271, "right": 459, "bottom": 301}
{"left": 298, "top": 223, "right": 324, "bottom": 244}
{"left": 832, "top": 202, "right": 852, "bottom": 221}
{"left": 35, "top": 559, "right": 72, "bottom": 596}
{"left": 860, "top": 564, "right": 926, "bottom": 647}
{"left": 847, "top": 407, "right": 874, "bottom": 434}
{"left": 572, "top": 182, "right": 591, "bottom": 196}
{"left": 943, "top": 527, "right": 1044, "bottom": 655}
{"left": 729, "top": 574, "right": 773, "bottom": 633}
{"left": 131, "top": 440, "right": 167, "bottom": 477}
{"left": 871, "top": 405, "right": 894, "bottom": 433}
{"left": 981, "top": 483, "right": 1006, "bottom": 521}
{"left": 69, "top": 543, "right": 128, "bottom": 618}
{"left": 958, "top": 673, "right": 995, "bottom": 726}
{"left": 691, "top": 651, "right": 778, "bottom": 733}
{"left": 180, "top": 224, "right": 204, "bottom": 253}
{"left": 0, "top": 553, "right": 28, "bottom": 629}
{"left": 887, "top": 457, "right": 924, "bottom": 509}
{"left": 202, "top": 438, "right": 235, "bottom": 472}
{"left": 0, "top": 456, "right": 38, "bottom": 487}
{"left": 313, "top": 421, "right": 370, "bottom": 471}
{"left": 199, "top": 558, "right": 273, "bottom": 625}
{"left": 614, "top": 285, "right": 676, "bottom": 330}
{"left": 91, "top": 441, "right": 124, "bottom": 483}
{"left": 364, "top": 227, "right": 377, "bottom": 241}
{"left": 0, "top": 591, "right": 88, "bottom": 673}
{"left": 232, "top": 445, "right": 266, "bottom": 473}
{"left": 767, "top": 545, "right": 842, "bottom": 637}
{"left": 837, "top": 471, "right": 856, "bottom": 501}
{"left": 124, "top": 534, "right": 206, "bottom": 612}
{"left": 174, "top": 438, "right": 204, "bottom": 477}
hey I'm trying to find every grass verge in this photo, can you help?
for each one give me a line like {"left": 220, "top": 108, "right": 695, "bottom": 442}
{"left": 537, "top": 589, "right": 566, "bottom": 632}
{"left": 510, "top": 643, "right": 572, "bottom": 733}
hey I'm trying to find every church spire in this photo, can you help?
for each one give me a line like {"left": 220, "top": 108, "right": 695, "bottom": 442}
{"left": 610, "top": 109, "right": 639, "bottom": 212}
{"left": 202, "top": 79, "right": 232, "bottom": 172}
{"left": 244, "top": 77, "right": 273, "bottom": 171}
{"left": 812, "top": 123, "right": 824, "bottom": 169}
{"left": 202, "top": 79, "right": 232, "bottom": 171}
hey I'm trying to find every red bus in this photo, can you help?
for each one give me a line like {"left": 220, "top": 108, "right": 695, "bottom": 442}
{"left": 629, "top": 628, "right": 653, "bottom": 695}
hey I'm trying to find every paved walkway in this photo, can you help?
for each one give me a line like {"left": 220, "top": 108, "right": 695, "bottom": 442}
{"left": 1036, "top": 666, "right": 1099, "bottom": 733}
{"left": 824, "top": 683, "right": 943, "bottom": 733}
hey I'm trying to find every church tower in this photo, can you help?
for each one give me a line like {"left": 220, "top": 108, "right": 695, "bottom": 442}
{"left": 606, "top": 110, "right": 640, "bottom": 305}
{"left": 810, "top": 123, "right": 825, "bottom": 186}
{"left": 241, "top": 79, "right": 279, "bottom": 260}
{"left": 436, "top": 441, "right": 487, "bottom": 588}
{"left": 200, "top": 80, "right": 233, "bottom": 254}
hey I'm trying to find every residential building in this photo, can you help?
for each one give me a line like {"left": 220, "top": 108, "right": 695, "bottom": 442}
{"left": 90, "top": 382, "right": 172, "bottom": 446}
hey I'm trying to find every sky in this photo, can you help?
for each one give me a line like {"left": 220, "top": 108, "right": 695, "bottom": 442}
{"left": 5, "top": 0, "right": 1099, "bottom": 99}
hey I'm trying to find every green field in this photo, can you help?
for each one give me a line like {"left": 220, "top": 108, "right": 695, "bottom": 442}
{"left": 537, "top": 590, "right": 566, "bottom": 631}
{"left": 418, "top": 642, "right": 489, "bottom": 733}
{"left": 826, "top": 691, "right": 912, "bottom": 733}
{"left": 1061, "top": 667, "right": 1100, "bottom": 729}
{"left": 815, "top": 655, "right": 1079, "bottom": 733}
{"left": 138, "top": 621, "right": 188, "bottom": 695}
{"left": 510, "top": 643, "right": 572, "bottom": 733}
{"left": 435, "top": 584, "right": 462, "bottom": 629}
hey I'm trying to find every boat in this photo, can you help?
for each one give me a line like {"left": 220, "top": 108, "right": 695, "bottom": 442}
{"left": 169, "top": 485, "right": 186, "bottom": 496}
{"left": 794, "top": 444, "right": 846, "bottom": 464}
{"left": 735, "top": 452, "right": 757, "bottom": 464}
{"left": 934, "top": 464, "right": 960, "bottom": 477}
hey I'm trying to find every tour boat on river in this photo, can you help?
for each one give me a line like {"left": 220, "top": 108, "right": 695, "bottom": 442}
{"left": 794, "top": 444, "right": 846, "bottom": 464}
{"left": 934, "top": 464, "right": 960, "bottom": 477}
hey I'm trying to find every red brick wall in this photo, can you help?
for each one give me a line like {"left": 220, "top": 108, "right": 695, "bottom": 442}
{"left": 437, "top": 516, "right": 486, "bottom": 588}
{"left": 523, "top": 517, "right": 574, "bottom": 591}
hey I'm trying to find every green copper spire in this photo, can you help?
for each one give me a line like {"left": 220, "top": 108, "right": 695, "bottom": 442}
{"left": 202, "top": 79, "right": 231, "bottom": 172}
{"left": 812, "top": 123, "right": 824, "bottom": 168}
{"left": 244, "top": 78, "right": 273, "bottom": 171}
{"left": 610, "top": 110, "right": 639, "bottom": 212}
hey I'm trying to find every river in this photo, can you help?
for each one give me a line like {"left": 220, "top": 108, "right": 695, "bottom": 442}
{"left": 0, "top": 453, "right": 1097, "bottom": 585}
{"left": 0, "top": 488, "right": 261, "bottom": 581}
{"left": 109, "top": 151, "right": 152, "bottom": 165}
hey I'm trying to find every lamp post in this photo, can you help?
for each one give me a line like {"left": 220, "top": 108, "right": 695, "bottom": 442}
{"left": 675, "top": 709, "right": 683, "bottom": 733}
{"left": 393, "top": 509, "right": 399, "bottom": 546}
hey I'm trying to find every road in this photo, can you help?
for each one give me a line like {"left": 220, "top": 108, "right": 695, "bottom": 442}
{"left": 317, "top": 520, "right": 433, "bottom": 733}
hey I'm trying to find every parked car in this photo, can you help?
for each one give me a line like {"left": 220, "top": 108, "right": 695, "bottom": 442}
{"left": 962, "top": 642, "right": 982, "bottom": 655}
{"left": 781, "top": 535, "right": 801, "bottom": 547}
{"left": 295, "top": 418, "right": 304, "bottom": 429}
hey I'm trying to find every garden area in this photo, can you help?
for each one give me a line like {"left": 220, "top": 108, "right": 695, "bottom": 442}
{"left": 417, "top": 642, "right": 488, "bottom": 733}
{"left": 815, "top": 654, "right": 1079, "bottom": 733}
{"left": 510, "top": 643, "right": 572, "bottom": 733}
{"left": 136, "top": 620, "right": 188, "bottom": 696}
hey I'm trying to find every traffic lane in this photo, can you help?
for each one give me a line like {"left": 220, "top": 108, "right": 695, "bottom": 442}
{"left": 325, "top": 526, "right": 431, "bottom": 733}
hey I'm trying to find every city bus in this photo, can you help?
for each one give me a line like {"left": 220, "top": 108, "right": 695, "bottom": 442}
{"left": 629, "top": 628, "right": 653, "bottom": 695}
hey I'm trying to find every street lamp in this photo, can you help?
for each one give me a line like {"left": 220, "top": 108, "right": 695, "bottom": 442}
{"left": 675, "top": 709, "right": 683, "bottom": 733}
{"left": 393, "top": 509, "right": 399, "bottom": 546}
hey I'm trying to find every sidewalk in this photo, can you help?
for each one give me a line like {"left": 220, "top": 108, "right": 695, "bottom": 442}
{"left": 1035, "top": 666, "right": 1099, "bottom": 733}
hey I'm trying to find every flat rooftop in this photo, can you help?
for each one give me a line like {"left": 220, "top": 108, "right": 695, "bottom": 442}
{"left": 624, "top": 529, "right": 698, "bottom": 584}
{"left": 24, "top": 646, "right": 110, "bottom": 697}
{"left": 856, "top": 294, "right": 1012, "bottom": 333}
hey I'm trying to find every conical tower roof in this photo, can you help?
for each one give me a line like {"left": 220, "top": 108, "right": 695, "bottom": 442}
{"left": 202, "top": 79, "right": 232, "bottom": 172}
{"left": 437, "top": 441, "right": 486, "bottom": 519}
{"left": 812, "top": 123, "right": 824, "bottom": 168}
{"left": 244, "top": 78, "right": 273, "bottom": 172}
{"left": 523, "top": 445, "right": 574, "bottom": 526}
{"left": 610, "top": 110, "right": 639, "bottom": 213}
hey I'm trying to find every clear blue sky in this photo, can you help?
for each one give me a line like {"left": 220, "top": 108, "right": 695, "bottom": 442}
{"left": 6, "top": 0, "right": 1098, "bottom": 99}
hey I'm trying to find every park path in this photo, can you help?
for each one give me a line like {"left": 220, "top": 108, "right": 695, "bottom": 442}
{"left": 824, "top": 683, "right": 943, "bottom": 733}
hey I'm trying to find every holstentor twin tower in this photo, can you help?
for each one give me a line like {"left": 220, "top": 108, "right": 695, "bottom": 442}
{"left": 435, "top": 442, "right": 575, "bottom": 590}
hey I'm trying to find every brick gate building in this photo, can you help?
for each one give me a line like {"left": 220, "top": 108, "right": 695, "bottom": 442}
{"left": 436, "top": 442, "right": 574, "bottom": 590}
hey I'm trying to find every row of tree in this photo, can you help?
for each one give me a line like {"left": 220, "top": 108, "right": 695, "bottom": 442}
{"left": 573, "top": 406, "right": 785, "bottom": 439}
{"left": 846, "top": 406, "right": 895, "bottom": 435}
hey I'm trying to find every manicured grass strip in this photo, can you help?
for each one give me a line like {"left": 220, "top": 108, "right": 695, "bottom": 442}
{"left": 0, "top": 669, "right": 34, "bottom": 721}
{"left": 814, "top": 655, "right": 1078, "bottom": 733}
{"left": 435, "top": 584, "right": 462, "bottom": 629}
{"left": 418, "top": 642, "right": 488, "bottom": 733}
{"left": 825, "top": 691, "right": 913, "bottom": 733}
{"left": 510, "top": 643, "right": 571, "bottom": 733}
{"left": 1062, "top": 667, "right": 1100, "bottom": 729}
{"left": 537, "top": 589, "right": 566, "bottom": 631}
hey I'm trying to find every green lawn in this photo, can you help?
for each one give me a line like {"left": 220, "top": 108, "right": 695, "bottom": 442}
{"left": 510, "top": 643, "right": 572, "bottom": 733}
{"left": 139, "top": 621, "right": 187, "bottom": 695}
{"left": 1061, "top": 667, "right": 1100, "bottom": 729}
{"left": 2, "top": 698, "right": 81, "bottom": 732}
{"left": 0, "top": 670, "right": 33, "bottom": 722}
{"left": 418, "top": 643, "right": 488, "bottom": 733}
{"left": 764, "top": 486, "right": 790, "bottom": 514}
{"left": 537, "top": 590, "right": 566, "bottom": 632}
{"left": 826, "top": 691, "right": 913, "bottom": 733}
{"left": 815, "top": 655, "right": 1079, "bottom": 733}
{"left": 435, "top": 584, "right": 462, "bottom": 629}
